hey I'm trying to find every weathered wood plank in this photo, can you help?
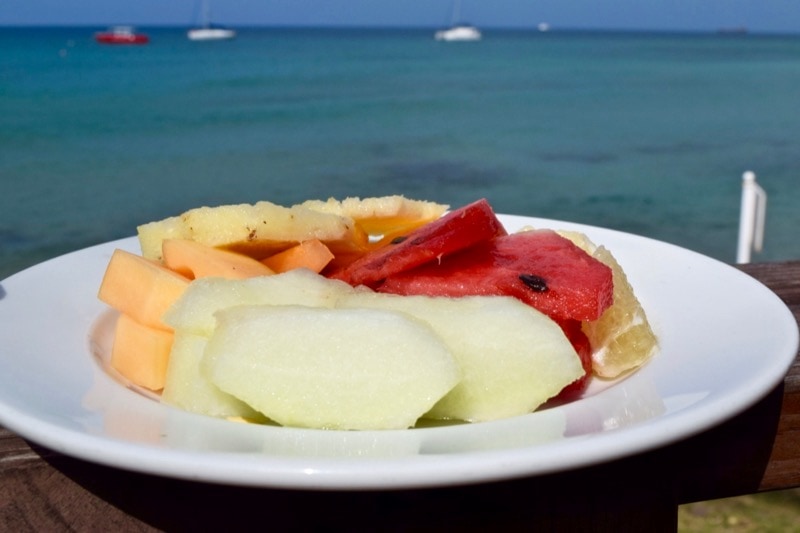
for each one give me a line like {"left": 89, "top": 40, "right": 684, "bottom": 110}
{"left": 738, "top": 261, "right": 800, "bottom": 392}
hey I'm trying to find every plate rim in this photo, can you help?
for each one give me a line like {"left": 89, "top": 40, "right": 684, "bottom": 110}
{"left": 0, "top": 215, "right": 797, "bottom": 490}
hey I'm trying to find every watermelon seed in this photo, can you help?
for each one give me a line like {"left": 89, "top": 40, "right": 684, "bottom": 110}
{"left": 519, "top": 274, "right": 548, "bottom": 292}
{"left": 390, "top": 236, "right": 408, "bottom": 244}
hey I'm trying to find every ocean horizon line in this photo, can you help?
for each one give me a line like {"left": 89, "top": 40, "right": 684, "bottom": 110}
{"left": 3, "top": 24, "right": 799, "bottom": 38}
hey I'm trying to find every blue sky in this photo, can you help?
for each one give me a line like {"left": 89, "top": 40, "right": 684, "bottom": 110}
{"left": 2, "top": 1, "right": 799, "bottom": 34}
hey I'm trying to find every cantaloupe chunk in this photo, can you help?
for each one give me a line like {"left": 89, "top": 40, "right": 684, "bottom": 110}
{"left": 98, "top": 249, "right": 190, "bottom": 330}
{"left": 260, "top": 239, "right": 334, "bottom": 273}
{"left": 162, "top": 239, "right": 274, "bottom": 280}
{"left": 110, "top": 313, "right": 173, "bottom": 391}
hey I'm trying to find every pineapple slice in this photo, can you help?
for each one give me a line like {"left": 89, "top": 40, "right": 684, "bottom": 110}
{"left": 299, "top": 195, "right": 448, "bottom": 237}
{"left": 137, "top": 201, "right": 369, "bottom": 263}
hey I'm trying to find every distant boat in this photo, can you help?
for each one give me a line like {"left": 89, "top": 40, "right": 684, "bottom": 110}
{"left": 435, "top": 24, "right": 481, "bottom": 42}
{"left": 188, "top": 24, "right": 236, "bottom": 41}
{"left": 435, "top": 0, "right": 481, "bottom": 41}
{"left": 717, "top": 26, "right": 748, "bottom": 35}
{"left": 94, "top": 26, "right": 149, "bottom": 45}
{"left": 187, "top": 0, "right": 236, "bottom": 41}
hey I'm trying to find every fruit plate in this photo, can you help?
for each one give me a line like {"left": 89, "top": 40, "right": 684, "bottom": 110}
{"left": 0, "top": 215, "right": 796, "bottom": 490}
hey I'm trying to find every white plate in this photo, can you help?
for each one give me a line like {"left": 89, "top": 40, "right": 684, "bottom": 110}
{"left": 0, "top": 215, "right": 796, "bottom": 490}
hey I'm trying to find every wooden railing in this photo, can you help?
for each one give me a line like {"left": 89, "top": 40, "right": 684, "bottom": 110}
{"left": 2, "top": 261, "right": 799, "bottom": 531}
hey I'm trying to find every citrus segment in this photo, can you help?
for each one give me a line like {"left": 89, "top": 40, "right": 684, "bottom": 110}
{"left": 581, "top": 245, "right": 658, "bottom": 378}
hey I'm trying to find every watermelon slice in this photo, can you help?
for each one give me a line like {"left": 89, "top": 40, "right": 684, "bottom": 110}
{"left": 377, "top": 229, "right": 614, "bottom": 322}
{"left": 553, "top": 319, "right": 592, "bottom": 400}
{"left": 330, "top": 198, "right": 506, "bottom": 287}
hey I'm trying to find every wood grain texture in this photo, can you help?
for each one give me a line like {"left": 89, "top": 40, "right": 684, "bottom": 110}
{"left": 738, "top": 261, "right": 800, "bottom": 491}
{"left": 739, "top": 261, "right": 800, "bottom": 393}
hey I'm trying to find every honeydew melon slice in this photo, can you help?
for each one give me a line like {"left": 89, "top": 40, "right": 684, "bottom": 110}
{"left": 204, "top": 305, "right": 461, "bottom": 430}
{"left": 337, "top": 292, "right": 583, "bottom": 422}
{"left": 163, "top": 268, "right": 358, "bottom": 336}
{"left": 161, "top": 331, "right": 264, "bottom": 420}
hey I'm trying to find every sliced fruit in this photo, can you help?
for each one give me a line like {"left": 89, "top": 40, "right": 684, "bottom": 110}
{"left": 163, "top": 268, "right": 358, "bottom": 336}
{"left": 551, "top": 319, "right": 592, "bottom": 400}
{"left": 581, "top": 245, "right": 658, "bottom": 378}
{"left": 110, "top": 313, "right": 173, "bottom": 391}
{"left": 137, "top": 201, "right": 369, "bottom": 263}
{"left": 337, "top": 292, "right": 583, "bottom": 422}
{"left": 556, "top": 231, "right": 658, "bottom": 378}
{"left": 378, "top": 229, "right": 614, "bottom": 322}
{"left": 260, "top": 239, "right": 334, "bottom": 274}
{"left": 97, "top": 249, "right": 190, "bottom": 330}
{"left": 136, "top": 215, "right": 189, "bottom": 260}
{"left": 299, "top": 195, "right": 448, "bottom": 236}
{"left": 162, "top": 239, "right": 274, "bottom": 280}
{"left": 161, "top": 331, "right": 265, "bottom": 420}
{"left": 204, "top": 305, "right": 461, "bottom": 430}
{"left": 330, "top": 198, "right": 506, "bottom": 287}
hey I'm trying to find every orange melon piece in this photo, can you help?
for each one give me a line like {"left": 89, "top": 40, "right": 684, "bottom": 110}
{"left": 162, "top": 239, "right": 274, "bottom": 280}
{"left": 98, "top": 249, "right": 190, "bottom": 330}
{"left": 261, "top": 239, "right": 334, "bottom": 274}
{"left": 110, "top": 313, "right": 173, "bottom": 391}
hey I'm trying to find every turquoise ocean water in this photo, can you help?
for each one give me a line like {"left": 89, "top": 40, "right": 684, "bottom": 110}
{"left": 3, "top": 26, "right": 800, "bottom": 278}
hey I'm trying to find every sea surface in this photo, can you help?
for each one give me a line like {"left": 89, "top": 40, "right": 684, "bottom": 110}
{"left": 3, "top": 26, "right": 800, "bottom": 278}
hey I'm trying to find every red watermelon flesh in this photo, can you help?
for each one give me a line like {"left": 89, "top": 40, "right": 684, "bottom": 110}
{"left": 377, "top": 229, "right": 614, "bottom": 322}
{"left": 552, "top": 319, "right": 592, "bottom": 400}
{"left": 329, "top": 198, "right": 506, "bottom": 287}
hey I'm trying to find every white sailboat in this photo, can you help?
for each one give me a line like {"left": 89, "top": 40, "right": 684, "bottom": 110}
{"left": 187, "top": 0, "right": 236, "bottom": 41}
{"left": 435, "top": 0, "right": 481, "bottom": 41}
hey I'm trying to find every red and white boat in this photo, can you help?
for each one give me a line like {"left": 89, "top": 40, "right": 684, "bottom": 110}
{"left": 94, "top": 26, "right": 150, "bottom": 45}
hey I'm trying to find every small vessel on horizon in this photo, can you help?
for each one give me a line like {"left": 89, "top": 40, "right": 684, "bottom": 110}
{"left": 187, "top": 0, "right": 236, "bottom": 41}
{"left": 717, "top": 26, "right": 748, "bottom": 35}
{"left": 435, "top": 0, "right": 481, "bottom": 41}
{"left": 94, "top": 26, "right": 149, "bottom": 45}
{"left": 187, "top": 24, "right": 236, "bottom": 41}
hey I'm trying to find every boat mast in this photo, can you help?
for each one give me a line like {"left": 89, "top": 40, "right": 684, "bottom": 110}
{"left": 195, "top": 0, "right": 211, "bottom": 28}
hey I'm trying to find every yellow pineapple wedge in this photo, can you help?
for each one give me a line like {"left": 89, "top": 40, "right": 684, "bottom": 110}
{"left": 137, "top": 201, "right": 369, "bottom": 264}
{"left": 299, "top": 195, "right": 448, "bottom": 237}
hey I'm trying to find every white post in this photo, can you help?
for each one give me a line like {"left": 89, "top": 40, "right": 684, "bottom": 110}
{"left": 736, "top": 171, "right": 767, "bottom": 264}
